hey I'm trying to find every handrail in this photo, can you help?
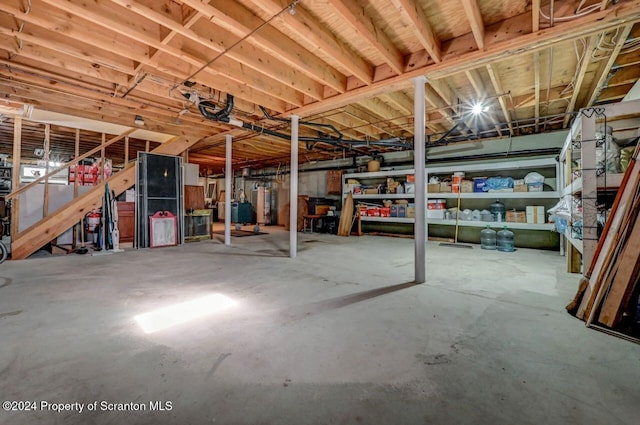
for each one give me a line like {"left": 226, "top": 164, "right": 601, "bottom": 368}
{"left": 6, "top": 128, "right": 136, "bottom": 200}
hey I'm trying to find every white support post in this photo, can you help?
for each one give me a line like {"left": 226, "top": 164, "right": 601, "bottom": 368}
{"left": 225, "top": 135, "right": 232, "bottom": 246}
{"left": 290, "top": 115, "right": 299, "bottom": 259}
{"left": 413, "top": 76, "right": 427, "bottom": 284}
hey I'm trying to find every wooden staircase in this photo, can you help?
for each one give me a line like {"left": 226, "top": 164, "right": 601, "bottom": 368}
{"left": 10, "top": 134, "right": 200, "bottom": 260}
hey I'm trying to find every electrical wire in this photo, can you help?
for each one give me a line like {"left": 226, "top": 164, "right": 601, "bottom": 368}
{"left": 171, "top": 0, "right": 303, "bottom": 92}
{"left": 539, "top": 0, "right": 605, "bottom": 23}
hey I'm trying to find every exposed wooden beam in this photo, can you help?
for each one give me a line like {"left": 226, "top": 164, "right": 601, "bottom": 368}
{"left": 180, "top": 0, "right": 346, "bottom": 92}
{"left": 585, "top": 25, "right": 634, "bottom": 106}
{"left": 38, "top": 0, "right": 292, "bottom": 110}
{"left": 465, "top": 68, "right": 502, "bottom": 136}
{"left": 534, "top": 51, "right": 541, "bottom": 132}
{"left": 251, "top": 0, "right": 373, "bottom": 84}
{"left": 389, "top": 0, "right": 442, "bottom": 62}
{"left": 486, "top": 63, "right": 514, "bottom": 135}
{"left": 563, "top": 36, "right": 598, "bottom": 128}
{"left": 288, "top": 0, "right": 640, "bottom": 119}
{"left": 354, "top": 99, "right": 414, "bottom": 135}
{"left": 108, "top": 0, "right": 324, "bottom": 102}
{"left": 461, "top": 0, "right": 485, "bottom": 49}
{"left": 533, "top": 0, "right": 541, "bottom": 32}
{"left": 327, "top": 0, "right": 404, "bottom": 75}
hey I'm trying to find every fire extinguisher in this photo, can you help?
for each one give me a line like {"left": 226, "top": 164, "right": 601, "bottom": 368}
{"left": 86, "top": 210, "right": 101, "bottom": 245}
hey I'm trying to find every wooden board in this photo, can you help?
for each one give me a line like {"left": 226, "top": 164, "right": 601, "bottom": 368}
{"left": 598, "top": 210, "right": 640, "bottom": 327}
{"left": 184, "top": 185, "right": 206, "bottom": 210}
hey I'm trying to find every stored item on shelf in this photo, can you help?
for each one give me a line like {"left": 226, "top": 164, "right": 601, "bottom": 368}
{"left": 526, "top": 206, "right": 545, "bottom": 224}
{"left": 481, "top": 225, "right": 497, "bottom": 250}
{"left": 527, "top": 182, "right": 543, "bottom": 192}
{"left": 380, "top": 207, "right": 391, "bottom": 217}
{"left": 427, "top": 199, "right": 446, "bottom": 210}
{"left": 480, "top": 210, "right": 494, "bottom": 222}
{"left": 358, "top": 206, "right": 368, "bottom": 216}
{"left": 364, "top": 187, "right": 379, "bottom": 195}
{"left": 497, "top": 226, "right": 515, "bottom": 252}
{"left": 471, "top": 209, "right": 481, "bottom": 221}
{"left": 484, "top": 176, "right": 514, "bottom": 192}
{"left": 460, "top": 180, "right": 473, "bottom": 193}
{"left": 473, "top": 177, "right": 487, "bottom": 192}
{"left": 506, "top": 210, "right": 526, "bottom": 223}
{"left": 367, "top": 207, "right": 381, "bottom": 217}
{"left": 351, "top": 185, "right": 362, "bottom": 194}
{"left": 382, "top": 200, "right": 393, "bottom": 207}
{"left": 390, "top": 205, "right": 398, "bottom": 217}
{"left": 427, "top": 209, "right": 445, "bottom": 219}
{"left": 394, "top": 199, "right": 409, "bottom": 204}
{"left": 460, "top": 209, "right": 473, "bottom": 220}
{"left": 406, "top": 204, "right": 415, "bottom": 218}
{"left": 428, "top": 183, "right": 440, "bottom": 193}
{"left": 451, "top": 171, "right": 465, "bottom": 193}
{"left": 406, "top": 174, "right": 415, "bottom": 183}
{"left": 440, "top": 182, "right": 452, "bottom": 192}
{"left": 398, "top": 205, "right": 407, "bottom": 217}
{"left": 386, "top": 178, "right": 400, "bottom": 193}
{"left": 405, "top": 182, "right": 415, "bottom": 194}
{"left": 514, "top": 183, "right": 528, "bottom": 192}
{"left": 490, "top": 199, "right": 506, "bottom": 222}
{"left": 367, "top": 158, "right": 381, "bottom": 172}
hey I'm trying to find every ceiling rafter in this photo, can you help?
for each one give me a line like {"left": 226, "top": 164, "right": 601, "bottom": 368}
{"left": 38, "top": 0, "right": 292, "bottom": 111}
{"left": 532, "top": 0, "right": 541, "bottom": 32}
{"left": 585, "top": 25, "right": 634, "bottom": 107}
{"left": 179, "top": 0, "right": 346, "bottom": 93}
{"left": 562, "top": 35, "right": 599, "bottom": 128}
{"left": 106, "top": 0, "right": 322, "bottom": 103}
{"left": 486, "top": 63, "right": 514, "bottom": 135}
{"left": 389, "top": 0, "right": 442, "bottom": 63}
{"left": 465, "top": 68, "right": 503, "bottom": 136}
{"left": 248, "top": 0, "right": 373, "bottom": 85}
{"left": 327, "top": 0, "right": 404, "bottom": 75}
{"left": 460, "top": 0, "right": 485, "bottom": 49}
{"left": 533, "top": 51, "right": 541, "bottom": 132}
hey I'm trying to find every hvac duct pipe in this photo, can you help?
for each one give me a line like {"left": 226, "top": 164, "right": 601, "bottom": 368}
{"left": 289, "top": 115, "right": 300, "bottom": 259}
{"left": 290, "top": 115, "right": 299, "bottom": 259}
{"left": 225, "top": 135, "right": 232, "bottom": 246}
{"left": 413, "top": 76, "right": 427, "bottom": 284}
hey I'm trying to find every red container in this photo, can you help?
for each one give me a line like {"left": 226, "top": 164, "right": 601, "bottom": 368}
{"left": 367, "top": 207, "right": 380, "bottom": 217}
{"left": 380, "top": 207, "right": 391, "bottom": 217}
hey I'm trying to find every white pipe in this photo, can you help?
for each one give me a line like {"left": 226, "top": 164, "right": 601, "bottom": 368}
{"left": 290, "top": 115, "right": 299, "bottom": 259}
{"left": 413, "top": 76, "right": 427, "bottom": 284}
{"left": 225, "top": 135, "right": 232, "bottom": 246}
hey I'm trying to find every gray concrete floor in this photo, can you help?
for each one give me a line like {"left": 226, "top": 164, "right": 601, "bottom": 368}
{"left": 1, "top": 226, "right": 639, "bottom": 425}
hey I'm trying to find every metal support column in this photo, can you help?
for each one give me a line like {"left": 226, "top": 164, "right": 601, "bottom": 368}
{"left": 290, "top": 115, "right": 299, "bottom": 259}
{"left": 413, "top": 76, "right": 427, "bottom": 284}
{"left": 225, "top": 135, "right": 232, "bottom": 246}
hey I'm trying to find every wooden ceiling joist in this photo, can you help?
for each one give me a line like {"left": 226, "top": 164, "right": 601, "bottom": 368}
{"left": 461, "top": 0, "right": 485, "bottom": 49}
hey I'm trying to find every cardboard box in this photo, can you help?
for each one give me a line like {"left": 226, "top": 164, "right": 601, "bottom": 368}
{"left": 428, "top": 183, "right": 440, "bottom": 193}
{"left": 514, "top": 184, "right": 528, "bottom": 192}
{"left": 427, "top": 209, "right": 445, "bottom": 219}
{"left": 526, "top": 206, "right": 546, "bottom": 224}
{"left": 460, "top": 180, "right": 474, "bottom": 193}
{"left": 364, "top": 188, "right": 379, "bottom": 195}
{"left": 440, "top": 182, "right": 452, "bottom": 193}
{"left": 506, "top": 210, "right": 526, "bottom": 223}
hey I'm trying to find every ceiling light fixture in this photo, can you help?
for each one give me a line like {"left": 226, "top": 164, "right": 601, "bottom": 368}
{"left": 134, "top": 115, "right": 145, "bottom": 126}
{"left": 471, "top": 103, "right": 488, "bottom": 115}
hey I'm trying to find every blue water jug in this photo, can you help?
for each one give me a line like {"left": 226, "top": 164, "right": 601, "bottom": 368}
{"left": 480, "top": 225, "right": 497, "bottom": 250}
{"left": 497, "top": 226, "right": 515, "bottom": 252}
